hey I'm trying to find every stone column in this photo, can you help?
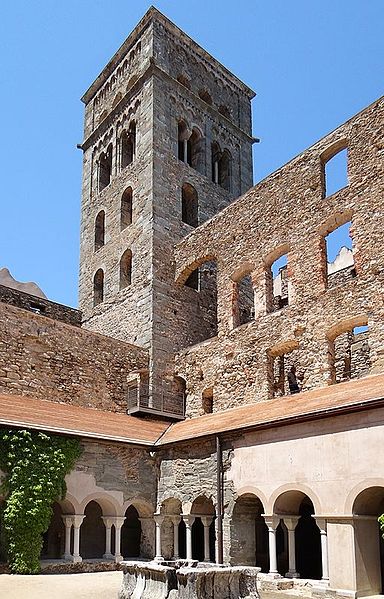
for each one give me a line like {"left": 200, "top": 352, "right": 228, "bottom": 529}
{"left": 201, "top": 516, "right": 213, "bottom": 562}
{"left": 183, "top": 139, "right": 188, "bottom": 163}
{"left": 316, "top": 518, "right": 329, "bottom": 581}
{"left": 263, "top": 516, "right": 280, "bottom": 575}
{"left": 113, "top": 517, "right": 126, "bottom": 562}
{"left": 72, "top": 515, "right": 85, "bottom": 563}
{"left": 183, "top": 515, "right": 195, "bottom": 562}
{"left": 284, "top": 517, "right": 299, "bottom": 578}
{"left": 170, "top": 516, "right": 181, "bottom": 559}
{"left": 154, "top": 514, "right": 164, "bottom": 562}
{"left": 62, "top": 516, "right": 73, "bottom": 560}
{"left": 102, "top": 517, "right": 114, "bottom": 560}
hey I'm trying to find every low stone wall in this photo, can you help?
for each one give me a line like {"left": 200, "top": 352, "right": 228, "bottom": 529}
{"left": 119, "top": 561, "right": 260, "bottom": 599}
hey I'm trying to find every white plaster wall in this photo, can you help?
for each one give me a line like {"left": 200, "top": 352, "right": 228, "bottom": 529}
{"left": 228, "top": 407, "right": 384, "bottom": 515}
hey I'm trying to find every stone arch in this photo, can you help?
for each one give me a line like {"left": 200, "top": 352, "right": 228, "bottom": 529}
{"left": 79, "top": 500, "right": 106, "bottom": 559}
{"left": 79, "top": 492, "right": 120, "bottom": 517}
{"left": 119, "top": 248, "right": 132, "bottom": 290}
{"left": 175, "top": 254, "right": 216, "bottom": 286}
{"left": 326, "top": 315, "right": 368, "bottom": 342}
{"left": 269, "top": 484, "right": 322, "bottom": 515}
{"left": 230, "top": 261, "right": 257, "bottom": 329}
{"left": 345, "top": 479, "right": 384, "bottom": 515}
{"left": 350, "top": 484, "right": 384, "bottom": 595}
{"left": 326, "top": 315, "right": 369, "bottom": 384}
{"left": 230, "top": 492, "right": 268, "bottom": 571}
{"left": 122, "top": 497, "right": 154, "bottom": 518}
{"left": 190, "top": 495, "right": 215, "bottom": 562}
{"left": 228, "top": 486, "right": 268, "bottom": 518}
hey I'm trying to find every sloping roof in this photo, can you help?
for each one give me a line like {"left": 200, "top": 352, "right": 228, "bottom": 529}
{"left": 0, "top": 374, "right": 383, "bottom": 448}
{"left": 0, "top": 394, "right": 170, "bottom": 446}
{"left": 156, "top": 373, "right": 384, "bottom": 446}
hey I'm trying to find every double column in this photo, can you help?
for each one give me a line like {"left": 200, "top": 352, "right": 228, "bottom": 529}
{"left": 263, "top": 514, "right": 329, "bottom": 581}
{"left": 62, "top": 515, "right": 84, "bottom": 563}
{"left": 103, "top": 516, "right": 126, "bottom": 562}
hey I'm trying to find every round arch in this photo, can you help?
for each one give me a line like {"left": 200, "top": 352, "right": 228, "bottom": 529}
{"left": 230, "top": 492, "right": 269, "bottom": 571}
{"left": 122, "top": 497, "right": 154, "bottom": 519}
{"left": 268, "top": 483, "right": 322, "bottom": 515}
{"left": 345, "top": 479, "right": 384, "bottom": 515}
{"left": 79, "top": 493, "right": 120, "bottom": 517}
{"left": 175, "top": 254, "right": 216, "bottom": 286}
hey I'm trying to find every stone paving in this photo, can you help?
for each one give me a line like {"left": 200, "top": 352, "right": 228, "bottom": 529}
{"left": 0, "top": 571, "right": 122, "bottom": 599}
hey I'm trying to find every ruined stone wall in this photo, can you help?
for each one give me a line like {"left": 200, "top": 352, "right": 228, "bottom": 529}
{"left": 0, "top": 285, "right": 81, "bottom": 326}
{"left": 173, "top": 97, "right": 384, "bottom": 417}
{"left": 0, "top": 301, "right": 148, "bottom": 411}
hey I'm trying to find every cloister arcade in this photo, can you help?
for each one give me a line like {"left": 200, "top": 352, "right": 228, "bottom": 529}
{"left": 3, "top": 481, "right": 384, "bottom": 593}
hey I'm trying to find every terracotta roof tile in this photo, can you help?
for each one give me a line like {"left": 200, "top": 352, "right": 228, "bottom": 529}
{"left": 0, "top": 394, "right": 170, "bottom": 446}
{"left": 1, "top": 374, "right": 383, "bottom": 447}
{"left": 156, "top": 373, "right": 384, "bottom": 446}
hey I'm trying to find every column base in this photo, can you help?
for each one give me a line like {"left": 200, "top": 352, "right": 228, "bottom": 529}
{"left": 62, "top": 553, "right": 73, "bottom": 561}
{"left": 114, "top": 554, "right": 123, "bottom": 563}
{"left": 266, "top": 571, "right": 282, "bottom": 579}
{"left": 103, "top": 552, "right": 114, "bottom": 560}
{"left": 72, "top": 555, "right": 82, "bottom": 563}
{"left": 285, "top": 571, "right": 299, "bottom": 578}
{"left": 154, "top": 556, "right": 164, "bottom": 563}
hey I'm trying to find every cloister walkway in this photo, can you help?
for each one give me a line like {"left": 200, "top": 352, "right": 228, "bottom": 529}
{"left": 0, "top": 571, "right": 122, "bottom": 599}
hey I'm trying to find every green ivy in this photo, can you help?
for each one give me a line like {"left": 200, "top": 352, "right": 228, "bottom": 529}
{"left": 379, "top": 514, "right": 384, "bottom": 538}
{"left": 0, "top": 429, "right": 82, "bottom": 574}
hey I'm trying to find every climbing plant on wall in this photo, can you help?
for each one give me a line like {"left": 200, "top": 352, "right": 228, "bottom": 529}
{"left": 379, "top": 514, "right": 384, "bottom": 538}
{"left": 0, "top": 428, "right": 82, "bottom": 574}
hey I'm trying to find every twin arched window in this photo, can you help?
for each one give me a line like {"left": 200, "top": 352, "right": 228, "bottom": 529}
{"left": 121, "top": 121, "right": 136, "bottom": 169}
{"left": 211, "top": 142, "right": 231, "bottom": 191}
{"left": 181, "top": 183, "right": 198, "bottom": 227}
{"left": 98, "top": 145, "right": 112, "bottom": 192}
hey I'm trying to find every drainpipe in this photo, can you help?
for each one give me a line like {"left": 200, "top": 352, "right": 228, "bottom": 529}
{"left": 216, "top": 435, "right": 224, "bottom": 564}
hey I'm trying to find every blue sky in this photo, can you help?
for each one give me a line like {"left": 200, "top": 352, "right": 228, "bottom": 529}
{"left": 0, "top": 1, "right": 382, "bottom": 307}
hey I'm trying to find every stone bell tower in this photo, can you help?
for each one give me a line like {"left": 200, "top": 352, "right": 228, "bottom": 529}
{"left": 78, "top": 7, "right": 255, "bottom": 418}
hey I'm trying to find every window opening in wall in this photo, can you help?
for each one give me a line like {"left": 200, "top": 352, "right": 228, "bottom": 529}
{"left": 185, "top": 268, "right": 199, "bottom": 290}
{"left": 198, "top": 89, "right": 212, "bottom": 105}
{"left": 218, "top": 105, "right": 231, "bottom": 119}
{"left": 177, "top": 74, "right": 191, "bottom": 89}
{"left": 94, "top": 210, "right": 105, "bottom": 251}
{"left": 267, "top": 254, "right": 288, "bottom": 313}
{"left": 98, "top": 145, "right": 112, "bottom": 192}
{"left": 121, "top": 121, "right": 136, "bottom": 169}
{"left": 323, "top": 147, "right": 348, "bottom": 197}
{"left": 181, "top": 183, "right": 198, "bottom": 227}
{"left": 177, "top": 121, "right": 204, "bottom": 173}
{"left": 181, "top": 259, "right": 218, "bottom": 345}
{"left": 325, "top": 221, "right": 355, "bottom": 288}
{"left": 330, "top": 324, "right": 370, "bottom": 384}
{"left": 233, "top": 272, "right": 255, "bottom": 327}
{"left": 93, "top": 269, "right": 104, "bottom": 307}
{"left": 29, "top": 302, "right": 46, "bottom": 315}
{"left": 119, "top": 249, "right": 132, "bottom": 290}
{"left": 121, "top": 188, "right": 133, "bottom": 230}
{"left": 202, "top": 388, "right": 213, "bottom": 414}
{"left": 268, "top": 343, "right": 301, "bottom": 397}
{"left": 211, "top": 143, "right": 231, "bottom": 191}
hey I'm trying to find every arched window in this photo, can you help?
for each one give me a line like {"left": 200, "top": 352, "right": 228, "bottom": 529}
{"left": 218, "top": 149, "right": 231, "bottom": 191}
{"left": 177, "top": 121, "right": 204, "bottom": 173}
{"left": 93, "top": 269, "right": 104, "bottom": 306}
{"left": 218, "top": 105, "right": 231, "bottom": 119}
{"left": 198, "top": 89, "right": 212, "bottom": 105}
{"left": 211, "top": 143, "right": 231, "bottom": 190}
{"left": 120, "top": 249, "right": 132, "bottom": 290}
{"left": 177, "top": 74, "right": 191, "bottom": 89}
{"left": 98, "top": 145, "right": 112, "bottom": 192}
{"left": 121, "top": 188, "right": 133, "bottom": 230}
{"left": 181, "top": 183, "right": 198, "bottom": 227}
{"left": 94, "top": 211, "right": 105, "bottom": 251}
{"left": 121, "top": 122, "right": 136, "bottom": 169}
{"left": 111, "top": 92, "right": 122, "bottom": 109}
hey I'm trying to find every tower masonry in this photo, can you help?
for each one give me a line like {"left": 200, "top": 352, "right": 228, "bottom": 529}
{"left": 78, "top": 7, "right": 255, "bottom": 417}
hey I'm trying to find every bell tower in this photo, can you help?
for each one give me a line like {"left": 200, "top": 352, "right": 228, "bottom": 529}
{"left": 78, "top": 7, "right": 255, "bottom": 418}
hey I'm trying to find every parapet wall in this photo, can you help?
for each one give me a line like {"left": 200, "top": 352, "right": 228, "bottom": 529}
{"left": 0, "top": 301, "right": 148, "bottom": 412}
{"left": 172, "top": 97, "right": 384, "bottom": 416}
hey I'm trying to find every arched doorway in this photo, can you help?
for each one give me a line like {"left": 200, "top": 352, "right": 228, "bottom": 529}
{"left": 353, "top": 486, "right": 384, "bottom": 595}
{"left": 274, "top": 490, "right": 322, "bottom": 579}
{"left": 230, "top": 494, "right": 269, "bottom": 572}
{"left": 121, "top": 505, "right": 141, "bottom": 558}
{"left": 295, "top": 498, "right": 321, "bottom": 579}
{"left": 41, "top": 502, "right": 65, "bottom": 559}
{"left": 80, "top": 501, "right": 105, "bottom": 559}
{"left": 190, "top": 496, "right": 215, "bottom": 562}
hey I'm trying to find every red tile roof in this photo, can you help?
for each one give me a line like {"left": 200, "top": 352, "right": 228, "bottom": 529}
{"left": 156, "top": 373, "right": 384, "bottom": 445}
{"left": 0, "top": 394, "right": 170, "bottom": 446}
{"left": 0, "top": 374, "right": 383, "bottom": 447}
